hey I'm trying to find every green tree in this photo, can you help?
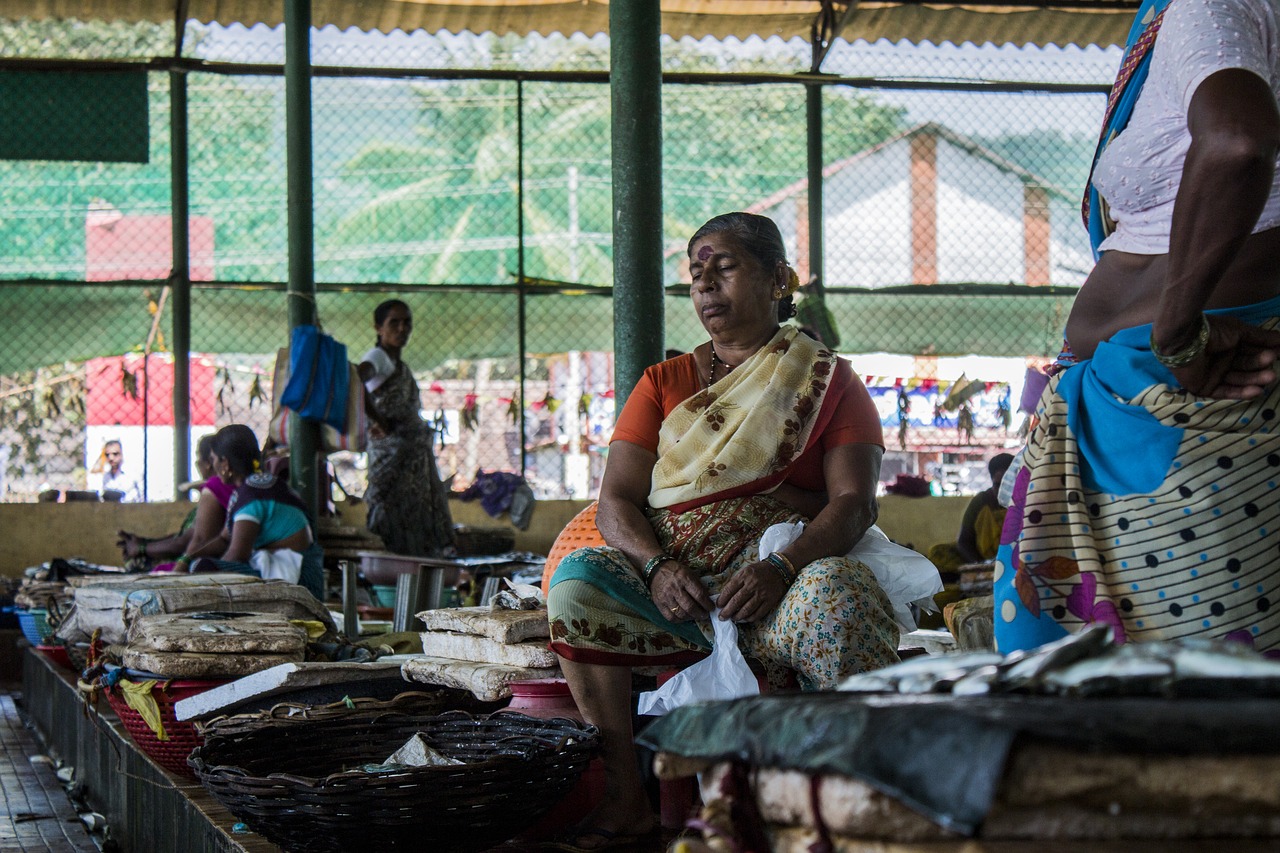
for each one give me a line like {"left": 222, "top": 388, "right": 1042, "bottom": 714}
{"left": 324, "top": 40, "right": 906, "bottom": 288}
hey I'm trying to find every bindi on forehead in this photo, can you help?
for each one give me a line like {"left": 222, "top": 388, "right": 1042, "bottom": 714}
{"left": 696, "top": 245, "right": 714, "bottom": 261}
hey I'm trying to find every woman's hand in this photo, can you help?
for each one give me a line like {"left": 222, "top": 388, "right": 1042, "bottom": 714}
{"left": 717, "top": 561, "right": 788, "bottom": 623}
{"left": 116, "top": 530, "right": 143, "bottom": 559}
{"left": 649, "top": 560, "right": 714, "bottom": 623}
{"left": 1167, "top": 315, "right": 1280, "bottom": 399}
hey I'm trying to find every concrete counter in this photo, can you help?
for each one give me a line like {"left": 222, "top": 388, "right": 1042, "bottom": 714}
{"left": 0, "top": 493, "right": 970, "bottom": 579}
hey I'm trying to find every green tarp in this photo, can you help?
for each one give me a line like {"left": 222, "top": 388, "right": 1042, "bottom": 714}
{"left": 0, "top": 283, "right": 1076, "bottom": 376}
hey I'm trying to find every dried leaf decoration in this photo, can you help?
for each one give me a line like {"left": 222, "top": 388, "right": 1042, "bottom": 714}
{"left": 247, "top": 374, "right": 265, "bottom": 410}
{"left": 896, "top": 387, "right": 910, "bottom": 451}
{"left": 67, "top": 390, "right": 86, "bottom": 422}
{"left": 42, "top": 386, "right": 60, "bottom": 419}
{"left": 121, "top": 367, "right": 139, "bottom": 401}
{"left": 461, "top": 393, "right": 480, "bottom": 432}
{"left": 216, "top": 367, "right": 234, "bottom": 416}
{"left": 958, "top": 403, "right": 975, "bottom": 444}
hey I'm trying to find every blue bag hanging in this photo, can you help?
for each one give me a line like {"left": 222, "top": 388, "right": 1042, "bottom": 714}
{"left": 279, "top": 324, "right": 350, "bottom": 431}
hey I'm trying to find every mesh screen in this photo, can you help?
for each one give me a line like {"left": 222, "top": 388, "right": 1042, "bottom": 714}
{"left": 0, "top": 20, "right": 1116, "bottom": 501}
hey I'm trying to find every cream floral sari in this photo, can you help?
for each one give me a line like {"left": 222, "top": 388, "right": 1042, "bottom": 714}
{"left": 548, "top": 326, "right": 899, "bottom": 689}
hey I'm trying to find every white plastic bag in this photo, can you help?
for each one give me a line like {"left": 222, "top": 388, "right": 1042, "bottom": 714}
{"left": 636, "top": 611, "right": 759, "bottom": 716}
{"left": 249, "top": 549, "right": 304, "bottom": 584}
{"left": 849, "top": 526, "right": 944, "bottom": 631}
{"left": 759, "top": 522, "right": 943, "bottom": 632}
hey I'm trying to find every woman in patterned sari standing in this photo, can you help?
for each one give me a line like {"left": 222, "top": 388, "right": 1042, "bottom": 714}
{"left": 546, "top": 213, "right": 898, "bottom": 850}
{"left": 994, "top": 0, "right": 1280, "bottom": 655}
{"left": 358, "top": 300, "right": 454, "bottom": 557}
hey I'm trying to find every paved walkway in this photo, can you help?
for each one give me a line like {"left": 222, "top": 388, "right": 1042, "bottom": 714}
{"left": 0, "top": 688, "right": 98, "bottom": 853}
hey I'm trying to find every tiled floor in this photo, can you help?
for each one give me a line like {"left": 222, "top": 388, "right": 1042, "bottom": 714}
{"left": 0, "top": 688, "right": 98, "bottom": 853}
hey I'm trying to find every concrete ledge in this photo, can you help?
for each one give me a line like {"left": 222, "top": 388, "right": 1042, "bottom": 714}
{"left": 20, "top": 649, "right": 280, "bottom": 853}
{"left": 0, "top": 493, "right": 969, "bottom": 580}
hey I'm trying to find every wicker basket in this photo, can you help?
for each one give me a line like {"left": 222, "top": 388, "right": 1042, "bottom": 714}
{"left": 190, "top": 700, "right": 601, "bottom": 853}
{"left": 104, "top": 678, "right": 226, "bottom": 778}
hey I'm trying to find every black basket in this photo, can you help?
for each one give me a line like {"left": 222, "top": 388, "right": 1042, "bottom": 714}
{"left": 189, "top": 700, "right": 600, "bottom": 853}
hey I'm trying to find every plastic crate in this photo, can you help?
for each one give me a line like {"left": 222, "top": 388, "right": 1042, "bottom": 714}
{"left": 17, "top": 608, "right": 53, "bottom": 645}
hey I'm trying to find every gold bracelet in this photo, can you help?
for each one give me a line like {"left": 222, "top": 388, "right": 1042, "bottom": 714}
{"left": 1151, "top": 315, "right": 1210, "bottom": 368}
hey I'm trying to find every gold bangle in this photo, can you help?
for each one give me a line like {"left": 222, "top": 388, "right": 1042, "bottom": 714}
{"left": 1151, "top": 315, "right": 1210, "bottom": 368}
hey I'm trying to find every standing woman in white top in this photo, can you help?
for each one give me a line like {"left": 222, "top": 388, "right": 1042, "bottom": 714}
{"left": 995, "top": 0, "right": 1280, "bottom": 654}
{"left": 357, "top": 300, "right": 455, "bottom": 556}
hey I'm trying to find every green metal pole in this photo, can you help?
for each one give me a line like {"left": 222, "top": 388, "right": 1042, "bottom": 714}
{"left": 806, "top": 82, "right": 824, "bottom": 288}
{"left": 170, "top": 69, "right": 191, "bottom": 500}
{"left": 285, "top": 0, "right": 319, "bottom": 517}
{"left": 610, "top": 0, "right": 663, "bottom": 412}
{"left": 517, "top": 80, "right": 528, "bottom": 477}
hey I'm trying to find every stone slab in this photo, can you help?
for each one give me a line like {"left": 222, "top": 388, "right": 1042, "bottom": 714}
{"left": 419, "top": 631, "right": 557, "bottom": 668}
{"left": 58, "top": 576, "right": 334, "bottom": 645}
{"left": 401, "top": 655, "right": 559, "bottom": 702}
{"left": 174, "top": 660, "right": 408, "bottom": 720}
{"left": 122, "top": 648, "right": 301, "bottom": 679}
{"left": 126, "top": 612, "right": 307, "bottom": 655}
{"left": 416, "top": 605, "right": 550, "bottom": 643}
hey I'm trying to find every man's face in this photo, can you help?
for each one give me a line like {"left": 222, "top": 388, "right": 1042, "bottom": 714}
{"left": 105, "top": 444, "right": 122, "bottom": 473}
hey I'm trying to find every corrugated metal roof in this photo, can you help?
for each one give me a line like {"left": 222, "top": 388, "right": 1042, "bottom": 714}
{"left": 3, "top": 1, "right": 1139, "bottom": 48}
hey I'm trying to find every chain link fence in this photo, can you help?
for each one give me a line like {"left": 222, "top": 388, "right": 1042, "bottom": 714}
{"left": 0, "top": 19, "right": 1117, "bottom": 501}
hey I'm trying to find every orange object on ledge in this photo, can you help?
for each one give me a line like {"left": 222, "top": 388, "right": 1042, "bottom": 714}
{"left": 541, "top": 502, "right": 603, "bottom": 595}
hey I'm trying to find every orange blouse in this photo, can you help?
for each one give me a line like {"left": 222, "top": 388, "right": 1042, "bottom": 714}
{"left": 611, "top": 352, "right": 884, "bottom": 493}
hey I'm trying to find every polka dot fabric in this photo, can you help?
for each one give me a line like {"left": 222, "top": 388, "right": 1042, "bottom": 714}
{"left": 994, "top": 332, "right": 1280, "bottom": 654}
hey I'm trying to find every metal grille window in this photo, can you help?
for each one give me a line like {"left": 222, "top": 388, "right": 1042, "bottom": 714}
{"left": 0, "top": 19, "right": 1119, "bottom": 501}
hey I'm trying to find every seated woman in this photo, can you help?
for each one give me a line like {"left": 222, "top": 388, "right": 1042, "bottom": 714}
{"left": 927, "top": 452, "right": 1014, "bottom": 574}
{"left": 182, "top": 424, "right": 325, "bottom": 600}
{"left": 116, "top": 434, "right": 233, "bottom": 572}
{"left": 547, "top": 212, "right": 899, "bottom": 849}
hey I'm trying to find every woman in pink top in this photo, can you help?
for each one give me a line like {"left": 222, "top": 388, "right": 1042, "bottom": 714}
{"left": 116, "top": 434, "right": 234, "bottom": 572}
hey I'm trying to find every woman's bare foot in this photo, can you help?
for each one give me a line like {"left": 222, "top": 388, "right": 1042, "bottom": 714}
{"left": 555, "top": 798, "right": 658, "bottom": 851}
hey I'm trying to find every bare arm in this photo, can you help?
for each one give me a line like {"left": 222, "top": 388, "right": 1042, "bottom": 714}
{"left": 219, "top": 519, "right": 261, "bottom": 564}
{"left": 719, "top": 443, "right": 883, "bottom": 623}
{"left": 1155, "top": 68, "right": 1280, "bottom": 398}
{"left": 597, "top": 440, "right": 716, "bottom": 622}
{"left": 184, "top": 488, "right": 229, "bottom": 556}
{"left": 357, "top": 360, "right": 389, "bottom": 437}
{"left": 955, "top": 492, "right": 989, "bottom": 564}
{"left": 769, "top": 481, "right": 828, "bottom": 521}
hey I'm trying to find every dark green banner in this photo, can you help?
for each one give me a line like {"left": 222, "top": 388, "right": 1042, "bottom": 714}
{"left": 0, "top": 69, "right": 148, "bottom": 163}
